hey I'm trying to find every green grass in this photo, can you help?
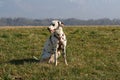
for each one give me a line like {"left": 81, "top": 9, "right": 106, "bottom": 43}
{"left": 0, "top": 26, "right": 120, "bottom": 80}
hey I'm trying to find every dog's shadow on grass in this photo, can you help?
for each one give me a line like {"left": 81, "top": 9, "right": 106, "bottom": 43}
{"left": 8, "top": 58, "right": 39, "bottom": 65}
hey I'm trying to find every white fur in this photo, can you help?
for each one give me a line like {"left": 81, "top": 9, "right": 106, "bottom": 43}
{"left": 40, "top": 20, "right": 68, "bottom": 66}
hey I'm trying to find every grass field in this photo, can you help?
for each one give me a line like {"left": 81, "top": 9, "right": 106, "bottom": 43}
{"left": 0, "top": 26, "right": 120, "bottom": 80}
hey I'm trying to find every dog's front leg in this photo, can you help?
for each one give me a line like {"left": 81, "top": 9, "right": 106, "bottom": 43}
{"left": 63, "top": 46, "right": 68, "bottom": 65}
{"left": 54, "top": 44, "right": 59, "bottom": 66}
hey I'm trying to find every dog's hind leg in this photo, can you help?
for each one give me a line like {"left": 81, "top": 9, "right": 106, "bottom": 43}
{"left": 48, "top": 51, "right": 61, "bottom": 64}
{"left": 53, "top": 44, "right": 59, "bottom": 66}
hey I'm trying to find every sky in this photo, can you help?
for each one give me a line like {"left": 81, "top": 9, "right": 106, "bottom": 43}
{"left": 0, "top": 0, "right": 120, "bottom": 19}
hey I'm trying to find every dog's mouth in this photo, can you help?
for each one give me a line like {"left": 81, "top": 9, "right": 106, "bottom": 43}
{"left": 47, "top": 28, "right": 54, "bottom": 33}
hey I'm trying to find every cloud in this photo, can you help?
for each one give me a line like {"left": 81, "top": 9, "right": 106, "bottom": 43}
{"left": 68, "top": 0, "right": 116, "bottom": 4}
{"left": 0, "top": 1, "right": 4, "bottom": 7}
{"left": 13, "top": 0, "right": 35, "bottom": 12}
{"left": 68, "top": 0, "right": 87, "bottom": 4}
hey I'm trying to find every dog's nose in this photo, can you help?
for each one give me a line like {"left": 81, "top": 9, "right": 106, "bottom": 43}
{"left": 47, "top": 27, "right": 51, "bottom": 32}
{"left": 47, "top": 27, "right": 50, "bottom": 31}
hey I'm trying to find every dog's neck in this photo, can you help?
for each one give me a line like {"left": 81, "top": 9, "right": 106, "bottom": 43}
{"left": 55, "top": 26, "right": 63, "bottom": 34}
{"left": 53, "top": 27, "right": 64, "bottom": 40}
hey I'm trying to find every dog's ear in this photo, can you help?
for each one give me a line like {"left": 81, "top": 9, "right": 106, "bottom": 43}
{"left": 61, "top": 22, "right": 64, "bottom": 27}
{"left": 58, "top": 21, "right": 64, "bottom": 27}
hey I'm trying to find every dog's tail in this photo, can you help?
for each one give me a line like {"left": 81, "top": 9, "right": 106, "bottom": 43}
{"left": 33, "top": 56, "right": 40, "bottom": 61}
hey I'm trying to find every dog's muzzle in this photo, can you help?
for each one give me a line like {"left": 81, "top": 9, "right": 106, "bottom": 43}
{"left": 47, "top": 27, "right": 54, "bottom": 33}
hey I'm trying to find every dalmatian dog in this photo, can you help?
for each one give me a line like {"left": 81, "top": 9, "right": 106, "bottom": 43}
{"left": 40, "top": 20, "right": 68, "bottom": 66}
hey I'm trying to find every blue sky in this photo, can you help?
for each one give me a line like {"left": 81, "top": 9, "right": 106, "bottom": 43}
{"left": 0, "top": 0, "right": 120, "bottom": 19}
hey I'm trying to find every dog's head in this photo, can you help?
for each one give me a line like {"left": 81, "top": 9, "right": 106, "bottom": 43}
{"left": 48, "top": 20, "right": 64, "bottom": 33}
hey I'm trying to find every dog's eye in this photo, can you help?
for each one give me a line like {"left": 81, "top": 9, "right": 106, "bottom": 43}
{"left": 51, "top": 23, "right": 55, "bottom": 26}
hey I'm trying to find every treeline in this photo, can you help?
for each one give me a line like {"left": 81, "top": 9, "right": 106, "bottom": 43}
{"left": 0, "top": 18, "right": 120, "bottom": 26}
